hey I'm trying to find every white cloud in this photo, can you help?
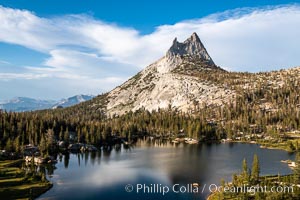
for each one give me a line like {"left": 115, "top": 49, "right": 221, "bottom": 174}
{"left": 0, "top": 72, "right": 49, "bottom": 80}
{"left": 0, "top": 75, "right": 126, "bottom": 100}
{"left": 42, "top": 49, "right": 137, "bottom": 77}
{"left": 0, "top": 60, "right": 11, "bottom": 65}
{"left": 1, "top": 5, "right": 300, "bottom": 99}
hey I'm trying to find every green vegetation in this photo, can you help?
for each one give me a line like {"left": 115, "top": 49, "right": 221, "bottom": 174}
{"left": 0, "top": 108, "right": 220, "bottom": 153}
{"left": 1, "top": 66, "right": 300, "bottom": 153}
{"left": 208, "top": 153, "right": 300, "bottom": 200}
{"left": 251, "top": 154, "right": 260, "bottom": 183}
{"left": 0, "top": 61, "right": 300, "bottom": 199}
{"left": 0, "top": 160, "right": 52, "bottom": 199}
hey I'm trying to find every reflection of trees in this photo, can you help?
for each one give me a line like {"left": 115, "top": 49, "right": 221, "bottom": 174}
{"left": 59, "top": 154, "right": 63, "bottom": 163}
{"left": 97, "top": 151, "right": 101, "bottom": 165}
{"left": 22, "top": 161, "right": 57, "bottom": 180}
{"left": 45, "top": 164, "right": 56, "bottom": 176}
{"left": 90, "top": 151, "right": 96, "bottom": 165}
{"left": 103, "top": 146, "right": 112, "bottom": 157}
{"left": 115, "top": 144, "right": 121, "bottom": 152}
{"left": 64, "top": 152, "right": 70, "bottom": 168}
{"left": 77, "top": 153, "right": 80, "bottom": 167}
{"left": 62, "top": 152, "right": 105, "bottom": 167}
{"left": 84, "top": 152, "right": 89, "bottom": 166}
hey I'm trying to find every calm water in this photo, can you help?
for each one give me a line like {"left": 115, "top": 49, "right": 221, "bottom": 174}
{"left": 38, "top": 140, "right": 295, "bottom": 200}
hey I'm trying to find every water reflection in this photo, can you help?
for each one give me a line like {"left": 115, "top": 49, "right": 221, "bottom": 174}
{"left": 39, "top": 140, "right": 295, "bottom": 200}
{"left": 22, "top": 158, "right": 57, "bottom": 182}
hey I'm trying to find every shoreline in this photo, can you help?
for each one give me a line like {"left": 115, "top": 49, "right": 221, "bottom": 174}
{"left": 0, "top": 159, "right": 53, "bottom": 199}
{"left": 225, "top": 139, "right": 298, "bottom": 153}
{"left": 2, "top": 139, "right": 296, "bottom": 200}
{"left": 207, "top": 140, "right": 298, "bottom": 199}
{"left": 226, "top": 140, "right": 298, "bottom": 170}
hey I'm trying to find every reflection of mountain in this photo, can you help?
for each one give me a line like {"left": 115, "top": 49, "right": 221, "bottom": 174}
{"left": 136, "top": 139, "right": 210, "bottom": 185}
{"left": 40, "top": 139, "right": 293, "bottom": 200}
{"left": 0, "top": 95, "right": 94, "bottom": 112}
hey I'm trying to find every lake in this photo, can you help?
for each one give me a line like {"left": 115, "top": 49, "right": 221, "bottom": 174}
{"left": 38, "top": 140, "right": 295, "bottom": 200}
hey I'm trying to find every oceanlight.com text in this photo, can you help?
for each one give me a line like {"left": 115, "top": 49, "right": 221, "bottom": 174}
{"left": 124, "top": 183, "right": 294, "bottom": 195}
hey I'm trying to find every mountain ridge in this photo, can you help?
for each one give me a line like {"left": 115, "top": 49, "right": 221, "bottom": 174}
{"left": 166, "top": 32, "right": 215, "bottom": 66}
{"left": 86, "top": 32, "right": 300, "bottom": 117}
{"left": 52, "top": 94, "right": 94, "bottom": 109}
{"left": 97, "top": 33, "right": 235, "bottom": 116}
{"left": 0, "top": 95, "right": 94, "bottom": 112}
{"left": 0, "top": 97, "right": 56, "bottom": 112}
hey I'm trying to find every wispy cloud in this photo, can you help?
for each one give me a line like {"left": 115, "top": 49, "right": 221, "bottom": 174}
{"left": 0, "top": 60, "right": 11, "bottom": 65}
{"left": 0, "top": 5, "right": 300, "bottom": 99}
{"left": 0, "top": 72, "right": 50, "bottom": 80}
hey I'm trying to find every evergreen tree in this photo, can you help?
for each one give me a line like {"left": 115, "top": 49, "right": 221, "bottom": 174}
{"left": 294, "top": 152, "right": 300, "bottom": 184}
{"left": 251, "top": 154, "right": 260, "bottom": 183}
{"left": 64, "top": 127, "right": 69, "bottom": 143}
{"left": 242, "top": 158, "right": 249, "bottom": 183}
{"left": 59, "top": 126, "right": 63, "bottom": 141}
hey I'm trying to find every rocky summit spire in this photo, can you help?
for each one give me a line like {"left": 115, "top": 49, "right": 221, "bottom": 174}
{"left": 103, "top": 32, "right": 231, "bottom": 116}
{"left": 166, "top": 32, "right": 215, "bottom": 65}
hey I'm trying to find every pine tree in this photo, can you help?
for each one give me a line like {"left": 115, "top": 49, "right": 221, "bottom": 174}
{"left": 294, "top": 152, "right": 300, "bottom": 184}
{"left": 59, "top": 126, "right": 63, "bottom": 141}
{"left": 14, "top": 136, "right": 20, "bottom": 153}
{"left": 64, "top": 127, "right": 69, "bottom": 143}
{"left": 242, "top": 158, "right": 249, "bottom": 183}
{"left": 232, "top": 173, "right": 238, "bottom": 186}
{"left": 5, "top": 138, "right": 13, "bottom": 152}
{"left": 39, "top": 134, "right": 47, "bottom": 156}
{"left": 251, "top": 154, "right": 260, "bottom": 183}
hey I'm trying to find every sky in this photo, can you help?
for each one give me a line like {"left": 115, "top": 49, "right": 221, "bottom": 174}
{"left": 1, "top": 0, "right": 300, "bottom": 101}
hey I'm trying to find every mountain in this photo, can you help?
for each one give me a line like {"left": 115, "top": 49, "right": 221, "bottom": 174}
{"left": 52, "top": 95, "right": 94, "bottom": 109}
{"left": 99, "top": 32, "right": 234, "bottom": 115}
{"left": 0, "top": 97, "right": 56, "bottom": 112}
{"left": 0, "top": 95, "right": 94, "bottom": 112}
{"left": 2, "top": 32, "right": 300, "bottom": 155}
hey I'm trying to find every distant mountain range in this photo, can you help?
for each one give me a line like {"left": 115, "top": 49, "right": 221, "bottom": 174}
{"left": 52, "top": 95, "right": 94, "bottom": 109}
{"left": 0, "top": 95, "right": 94, "bottom": 112}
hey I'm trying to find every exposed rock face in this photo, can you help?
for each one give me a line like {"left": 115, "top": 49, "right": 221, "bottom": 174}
{"left": 52, "top": 95, "right": 94, "bottom": 109}
{"left": 105, "top": 33, "right": 235, "bottom": 115}
{"left": 156, "top": 32, "right": 216, "bottom": 74}
{"left": 166, "top": 32, "right": 215, "bottom": 65}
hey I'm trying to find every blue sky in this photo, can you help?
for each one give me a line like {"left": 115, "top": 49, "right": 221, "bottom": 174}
{"left": 1, "top": 0, "right": 295, "bottom": 33}
{"left": 1, "top": 0, "right": 300, "bottom": 100}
